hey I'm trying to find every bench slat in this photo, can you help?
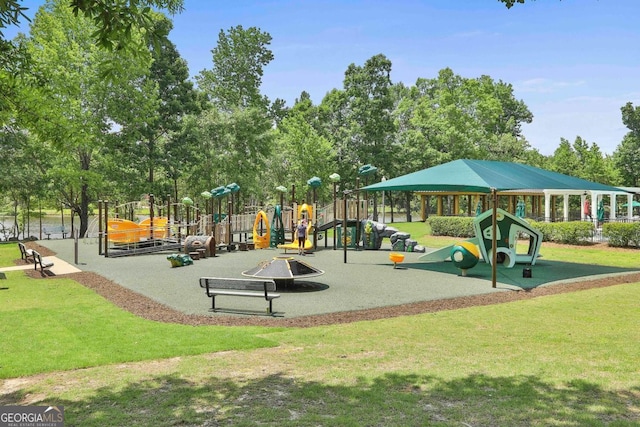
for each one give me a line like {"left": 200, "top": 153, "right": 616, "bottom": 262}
{"left": 200, "top": 277, "right": 276, "bottom": 292}
{"left": 209, "top": 290, "right": 281, "bottom": 299}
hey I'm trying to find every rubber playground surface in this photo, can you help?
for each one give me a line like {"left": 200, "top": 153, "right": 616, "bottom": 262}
{"left": 36, "top": 238, "right": 640, "bottom": 319}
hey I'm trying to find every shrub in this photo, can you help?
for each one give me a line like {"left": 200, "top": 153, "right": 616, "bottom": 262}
{"left": 603, "top": 222, "right": 640, "bottom": 248}
{"left": 426, "top": 216, "right": 475, "bottom": 238}
{"left": 528, "top": 220, "right": 593, "bottom": 245}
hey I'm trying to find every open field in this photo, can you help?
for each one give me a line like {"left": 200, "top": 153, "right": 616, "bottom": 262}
{"left": 1, "top": 226, "right": 639, "bottom": 426}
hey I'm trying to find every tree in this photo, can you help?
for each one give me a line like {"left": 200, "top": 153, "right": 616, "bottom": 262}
{"left": 0, "top": 126, "right": 52, "bottom": 239}
{"left": 343, "top": 54, "right": 396, "bottom": 167}
{"left": 109, "top": 14, "right": 201, "bottom": 196}
{"left": 549, "top": 138, "right": 579, "bottom": 176}
{"left": 1, "top": 0, "right": 184, "bottom": 49}
{"left": 194, "top": 25, "right": 276, "bottom": 207}
{"left": 396, "top": 68, "right": 533, "bottom": 169}
{"left": 549, "top": 136, "right": 617, "bottom": 185}
{"left": 499, "top": 0, "right": 527, "bottom": 8}
{"left": 196, "top": 25, "right": 274, "bottom": 112}
{"left": 22, "top": 0, "right": 153, "bottom": 236}
{"left": 270, "top": 110, "right": 336, "bottom": 203}
{"left": 613, "top": 102, "right": 640, "bottom": 186}
{"left": 190, "top": 105, "right": 274, "bottom": 206}
{"left": 318, "top": 55, "right": 396, "bottom": 187}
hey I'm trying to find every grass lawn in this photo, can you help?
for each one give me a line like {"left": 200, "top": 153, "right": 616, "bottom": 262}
{"left": 1, "top": 232, "right": 639, "bottom": 426}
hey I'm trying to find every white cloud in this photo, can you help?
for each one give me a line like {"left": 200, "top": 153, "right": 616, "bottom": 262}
{"left": 517, "top": 78, "right": 587, "bottom": 94}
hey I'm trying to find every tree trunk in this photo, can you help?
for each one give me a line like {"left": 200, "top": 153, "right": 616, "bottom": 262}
{"left": 78, "top": 182, "right": 90, "bottom": 237}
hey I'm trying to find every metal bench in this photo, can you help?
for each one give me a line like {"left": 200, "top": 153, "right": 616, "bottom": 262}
{"left": 32, "top": 250, "right": 54, "bottom": 273}
{"left": 43, "top": 225, "right": 67, "bottom": 239}
{"left": 18, "top": 242, "right": 35, "bottom": 264}
{"left": 199, "top": 277, "right": 280, "bottom": 315}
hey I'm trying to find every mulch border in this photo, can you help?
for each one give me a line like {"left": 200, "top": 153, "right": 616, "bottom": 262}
{"left": 18, "top": 241, "right": 640, "bottom": 328}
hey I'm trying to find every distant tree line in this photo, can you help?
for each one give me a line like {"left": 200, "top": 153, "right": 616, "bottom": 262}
{"left": 1, "top": 0, "right": 638, "bottom": 237}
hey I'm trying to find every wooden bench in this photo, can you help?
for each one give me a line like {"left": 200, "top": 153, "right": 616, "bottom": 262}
{"left": 43, "top": 225, "right": 68, "bottom": 239}
{"left": 199, "top": 277, "right": 280, "bottom": 315}
{"left": 32, "top": 250, "right": 54, "bottom": 273}
{"left": 18, "top": 242, "right": 35, "bottom": 264}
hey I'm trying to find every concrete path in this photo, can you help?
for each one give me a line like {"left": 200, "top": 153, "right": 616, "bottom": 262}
{"left": 0, "top": 256, "right": 81, "bottom": 275}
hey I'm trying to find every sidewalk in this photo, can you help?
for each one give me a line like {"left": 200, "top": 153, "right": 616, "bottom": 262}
{"left": 0, "top": 256, "right": 82, "bottom": 275}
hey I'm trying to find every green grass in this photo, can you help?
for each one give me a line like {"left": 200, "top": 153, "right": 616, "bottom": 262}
{"left": 0, "top": 241, "right": 20, "bottom": 265}
{"left": 1, "top": 236, "right": 640, "bottom": 425}
{"left": 0, "top": 268, "right": 282, "bottom": 379}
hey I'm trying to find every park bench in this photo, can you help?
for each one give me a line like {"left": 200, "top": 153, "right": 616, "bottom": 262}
{"left": 199, "top": 277, "right": 280, "bottom": 315}
{"left": 18, "top": 242, "right": 35, "bottom": 264}
{"left": 43, "top": 225, "right": 68, "bottom": 239}
{"left": 32, "top": 250, "right": 54, "bottom": 273}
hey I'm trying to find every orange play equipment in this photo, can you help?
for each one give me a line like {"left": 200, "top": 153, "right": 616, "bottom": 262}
{"left": 389, "top": 252, "right": 405, "bottom": 269}
{"left": 108, "top": 217, "right": 169, "bottom": 243}
{"left": 139, "top": 217, "right": 169, "bottom": 239}
{"left": 107, "top": 218, "right": 142, "bottom": 244}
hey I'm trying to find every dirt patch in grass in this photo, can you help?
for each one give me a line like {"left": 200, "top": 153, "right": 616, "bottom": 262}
{"left": 19, "top": 242, "right": 640, "bottom": 328}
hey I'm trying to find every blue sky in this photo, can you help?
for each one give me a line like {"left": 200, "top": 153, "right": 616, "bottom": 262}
{"left": 7, "top": 0, "right": 640, "bottom": 155}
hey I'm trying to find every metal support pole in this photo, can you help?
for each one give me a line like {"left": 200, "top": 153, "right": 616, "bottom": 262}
{"left": 74, "top": 230, "right": 78, "bottom": 265}
{"left": 343, "top": 192, "right": 348, "bottom": 264}
{"left": 492, "top": 188, "right": 498, "bottom": 288}
{"left": 104, "top": 200, "right": 109, "bottom": 257}
{"left": 98, "top": 200, "right": 103, "bottom": 255}
{"left": 149, "top": 194, "right": 155, "bottom": 240}
{"left": 355, "top": 177, "right": 360, "bottom": 248}
{"left": 333, "top": 182, "right": 337, "bottom": 250}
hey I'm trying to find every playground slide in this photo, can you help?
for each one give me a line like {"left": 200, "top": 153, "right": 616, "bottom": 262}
{"left": 277, "top": 224, "right": 314, "bottom": 252}
{"left": 418, "top": 237, "right": 480, "bottom": 263}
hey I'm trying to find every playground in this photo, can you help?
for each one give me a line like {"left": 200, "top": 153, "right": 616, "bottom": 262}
{"left": 12, "top": 160, "right": 640, "bottom": 325}
{"left": 30, "top": 237, "right": 640, "bottom": 327}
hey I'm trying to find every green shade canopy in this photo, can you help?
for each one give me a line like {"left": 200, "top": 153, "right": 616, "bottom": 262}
{"left": 362, "top": 159, "right": 626, "bottom": 193}
{"left": 621, "top": 201, "right": 640, "bottom": 208}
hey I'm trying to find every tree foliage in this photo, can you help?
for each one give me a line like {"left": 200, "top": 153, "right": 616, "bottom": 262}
{"left": 0, "top": 0, "right": 184, "bottom": 48}
{"left": 1, "top": 1, "right": 635, "bottom": 236}
{"left": 613, "top": 102, "right": 640, "bottom": 186}
{"left": 19, "top": 0, "right": 153, "bottom": 235}
{"left": 196, "top": 25, "right": 273, "bottom": 112}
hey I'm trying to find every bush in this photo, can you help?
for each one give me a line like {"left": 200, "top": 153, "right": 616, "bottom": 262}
{"left": 603, "top": 222, "right": 640, "bottom": 248}
{"left": 426, "top": 216, "right": 475, "bottom": 238}
{"left": 528, "top": 221, "right": 593, "bottom": 245}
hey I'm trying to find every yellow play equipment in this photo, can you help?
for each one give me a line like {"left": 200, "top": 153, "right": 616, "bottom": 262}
{"left": 252, "top": 210, "right": 271, "bottom": 249}
{"left": 139, "top": 217, "right": 169, "bottom": 239}
{"left": 277, "top": 202, "right": 314, "bottom": 253}
{"left": 108, "top": 217, "right": 170, "bottom": 243}
{"left": 107, "top": 218, "right": 142, "bottom": 244}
